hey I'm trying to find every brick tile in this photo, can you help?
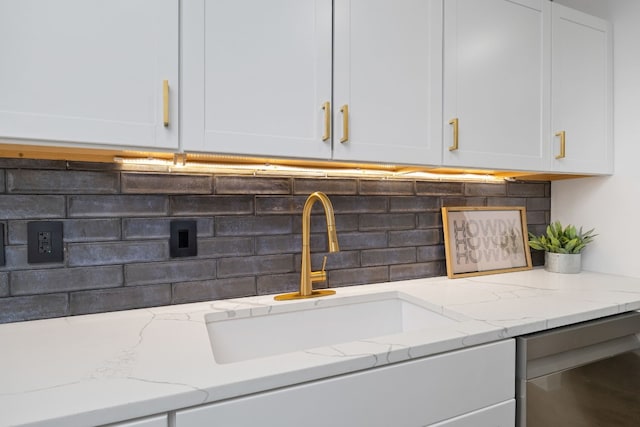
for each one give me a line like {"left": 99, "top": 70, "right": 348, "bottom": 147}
{"left": 417, "top": 245, "right": 446, "bottom": 262}
{"left": 293, "top": 178, "right": 357, "bottom": 195}
{"left": 0, "top": 294, "right": 69, "bottom": 323}
{"left": 338, "top": 231, "right": 387, "bottom": 250}
{"left": 464, "top": 183, "right": 507, "bottom": 197}
{"left": 9, "top": 219, "right": 121, "bottom": 244}
{"left": 416, "top": 181, "right": 464, "bottom": 195}
{"left": 123, "top": 217, "right": 213, "bottom": 240}
{"left": 255, "top": 196, "right": 307, "bottom": 215}
{"left": 390, "top": 261, "right": 444, "bottom": 281}
{"left": 359, "top": 213, "right": 415, "bottom": 231}
{"left": 486, "top": 197, "right": 526, "bottom": 207}
{"left": 199, "top": 237, "right": 254, "bottom": 258}
{"left": 0, "top": 195, "right": 65, "bottom": 219}
{"left": 70, "top": 285, "right": 171, "bottom": 315}
{"left": 328, "top": 266, "right": 389, "bottom": 287}
{"left": 359, "top": 180, "right": 415, "bottom": 195}
{"left": 361, "top": 247, "right": 416, "bottom": 267}
{"left": 68, "top": 195, "right": 168, "bottom": 218}
{"left": 215, "top": 176, "right": 291, "bottom": 195}
{"left": 0, "top": 158, "right": 65, "bottom": 170}
{"left": 122, "top": 173, "right": 212, "bottom": 194}
{"left": 389, "top": 229, "right": 441, "bottom": 247}
{"left": 170, "top": 196, "right": 253, "bottom": 215}
{"left": 4, "top": 246, "right": 66, "bottom": 271}
{"left": 125, "top": 259, "right": 216, "bottom": 286}
{"left": 0, "top": 273, "right": 8, "bottom": 297}
{"left": 68, "top": 241, "right": 167, "bottom": 267}
{"left": 7, "top": 170, "right": 119, "bottom": 194}
{"left": 257, "top": 234, "right": 304, "bottom": 255}
{"left": 172, "top": 277, "right": 256, "bottom": 304}
{"left": 389, "top": 196, "right": 439, "bottom": 212}
{"left": 216, "top": 216, "right": 292, "bottom": 236}
{"left": 257, "top": 273, "right": 303, "bottom": 295}
{"left": 507, "top": 182, "right": 547, "bottom": 197}
{"left": 417, "top": 212, "right": 442, "bottom": 229}
{"left": 331, "top": 196, "right": 388, "bottom": 213}
{"left": 526, "top": 211, "right": 547, "bottom": 225}
{"left": 441, "top": 197, "right": 487, "bottom": 207}
{"left": 527, "top": 197, "right": 551, "bottom": 211}
{"left": 11, "top": 266, "right": 123, "bottom": 295}
{"left": 217, "top": 255, "right": 294, "bottom": 278}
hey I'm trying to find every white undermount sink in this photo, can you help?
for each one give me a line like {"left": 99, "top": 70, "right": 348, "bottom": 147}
{"left": 205, "top": 292, "right": 459, "bottom": 364}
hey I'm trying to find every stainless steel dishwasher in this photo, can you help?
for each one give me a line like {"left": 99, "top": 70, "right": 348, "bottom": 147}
{"left": 516, "top": 311, "right": 640, "bottom": 426}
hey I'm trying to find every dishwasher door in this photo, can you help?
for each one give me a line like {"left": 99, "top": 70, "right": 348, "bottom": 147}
{"left": 516, "top": 311, "right": 640, "bottom": 427}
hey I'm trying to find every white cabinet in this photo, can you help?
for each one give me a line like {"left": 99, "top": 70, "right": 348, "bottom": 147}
{"left": 442, "top": 0, "right": 550, "bottom": 171}
{"left": 0, "top": 0, "right": 179, "bottom": 150}
{"left": 181, "top": 0, "right": 332, "bottom": 160}
{"left": 104, "top": 414, "right": 168, "bottom": 427}
{"left": 175, "top": 340, "right": 515, "bottom": 427}
{"left": 550, "top": 3, "right": 613, "bottom": 174}
{"left": 332, "top": 0, "right": 442, "bottom": 165}
{"left": 183, "top": 0, "right": 442, "bottom": 166}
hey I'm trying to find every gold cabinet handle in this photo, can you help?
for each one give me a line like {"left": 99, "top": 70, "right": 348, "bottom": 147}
{"left": 322, "top": 102, "right": 331, "bottom": 141}
{"left": 163, "top": 80, "right": 169, "bottom": 127}
{"left": 555, "top": 130, "right": 566, "bottom": 159}
{"left": 449, "top": 118, "right": 459, "bottom": 151}
{"left": 340, "top": 104, "right": 349, "bottom": 143}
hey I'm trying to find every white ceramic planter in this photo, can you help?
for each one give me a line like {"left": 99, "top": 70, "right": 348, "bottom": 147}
{"left": 545, "top": 252, "right": 582, "bottom": 274}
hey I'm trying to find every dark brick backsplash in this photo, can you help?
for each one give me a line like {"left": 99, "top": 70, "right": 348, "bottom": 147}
{"left": 0, "top": 158, "right": 550, "bottom": 323}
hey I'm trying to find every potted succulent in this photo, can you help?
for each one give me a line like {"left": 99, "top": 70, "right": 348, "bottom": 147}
{"left": 528, "top": 221, "right": 597, "bottom": 273}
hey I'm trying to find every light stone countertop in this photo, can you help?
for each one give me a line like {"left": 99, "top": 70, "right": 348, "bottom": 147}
{"left": 1, "top": 268, "right": 640, "bottom": 427}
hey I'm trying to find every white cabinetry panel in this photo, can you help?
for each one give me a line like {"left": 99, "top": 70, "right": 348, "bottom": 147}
{"left": 0, "top": 0, "right": 179, "bottom": 150}
{"left": 443, "top": 0, "right": 549, "bottom": 171}
{"left": 332, "top": 0, "right": 442, "bottom": 165}
{"left": 176, "top": 340, "right": 514, "bottom": 427}
{"left": 550, "top": 3, "right": 613, "bottom": 174}
{"left": 182, "top": 0, "right": 332, "bottom": 160}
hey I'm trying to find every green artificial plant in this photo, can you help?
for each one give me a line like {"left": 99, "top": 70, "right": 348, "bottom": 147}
{"left": 528, "top": 221, "right": 596, "bottom": 254}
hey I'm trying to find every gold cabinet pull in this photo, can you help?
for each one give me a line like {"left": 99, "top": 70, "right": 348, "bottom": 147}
{"left": 322, "top": 102, "right": 331, "bottom": 141}
{"left": 340, "top": 104, "right": 349, "bottom": 143}
{"left": 163, "top": 80, "right": 170, "bottom": 127}
{"left": 555, "top": 130, "right": 566, "bottom": 159}
{"left": 449, "top": 118, "right": 459, "bottom": 151}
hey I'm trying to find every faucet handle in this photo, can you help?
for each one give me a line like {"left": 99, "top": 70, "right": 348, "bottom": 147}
{"left": 310, "top": 256, "right": 329, "bottom": 283}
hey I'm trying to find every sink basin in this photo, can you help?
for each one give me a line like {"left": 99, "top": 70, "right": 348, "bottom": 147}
{"left": 206, "top": 292, "right": 459, "bottom": 364}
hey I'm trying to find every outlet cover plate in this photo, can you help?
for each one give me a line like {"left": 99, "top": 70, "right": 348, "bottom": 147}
{"left": 27, "top": 221, "right": 64, "bottom": 264}
{"left": 170, "top": 220, "right": 197, "bottom": 258}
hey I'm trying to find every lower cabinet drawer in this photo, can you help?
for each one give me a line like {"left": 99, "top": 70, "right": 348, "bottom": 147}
{"left": 176, "top": 339, "right": 515, "bottom": 427}
{"left": 428, "top": 400, "right": 515, "bottom": 427}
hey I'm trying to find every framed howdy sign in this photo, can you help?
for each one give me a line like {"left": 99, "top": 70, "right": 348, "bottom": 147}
{"left": 441, "top": 206, "right": 532, "bottom": 279}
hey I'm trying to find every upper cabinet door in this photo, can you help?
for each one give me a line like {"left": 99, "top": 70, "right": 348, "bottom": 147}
{"left": 550, "top": 4, "right": 613, "bottom": 174}
{"left": 182, "top": 0, "right": 332, "bottom": 160}
{"left": 332, "top": 0, "right": 442, "bottom": 166}
{"left": 443, "top": 0, "right": 549, "bottom": 171}
{"left": 0, "top": 0, "right": 179, "bottom": 150}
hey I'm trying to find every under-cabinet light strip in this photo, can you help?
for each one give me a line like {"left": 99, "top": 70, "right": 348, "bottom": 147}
{"left": 112, "top": 156, "right": 505, "bottom": 183}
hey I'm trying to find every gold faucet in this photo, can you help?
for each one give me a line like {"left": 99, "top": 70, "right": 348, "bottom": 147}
{"left": 274, "top": 192, "right": 339, "bottom": 300}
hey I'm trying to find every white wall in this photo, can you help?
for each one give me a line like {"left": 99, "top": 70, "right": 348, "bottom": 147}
{"left": 552, "top": 0, "right": 640, "bottom": 277}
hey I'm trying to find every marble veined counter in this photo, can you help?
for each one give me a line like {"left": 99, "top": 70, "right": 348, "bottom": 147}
{"left": 1, "top": 268, "right": 639, "bottom": 426}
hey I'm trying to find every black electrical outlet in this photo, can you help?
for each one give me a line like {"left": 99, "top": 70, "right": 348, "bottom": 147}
{"left": 0, "top": 223, "right": 5, "bottom": 267}
{"left": 27, "top": 221, "right": 63, "bottom": 264}
{"left": 170, "top": 220, "right": 197, "bottom": 258}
